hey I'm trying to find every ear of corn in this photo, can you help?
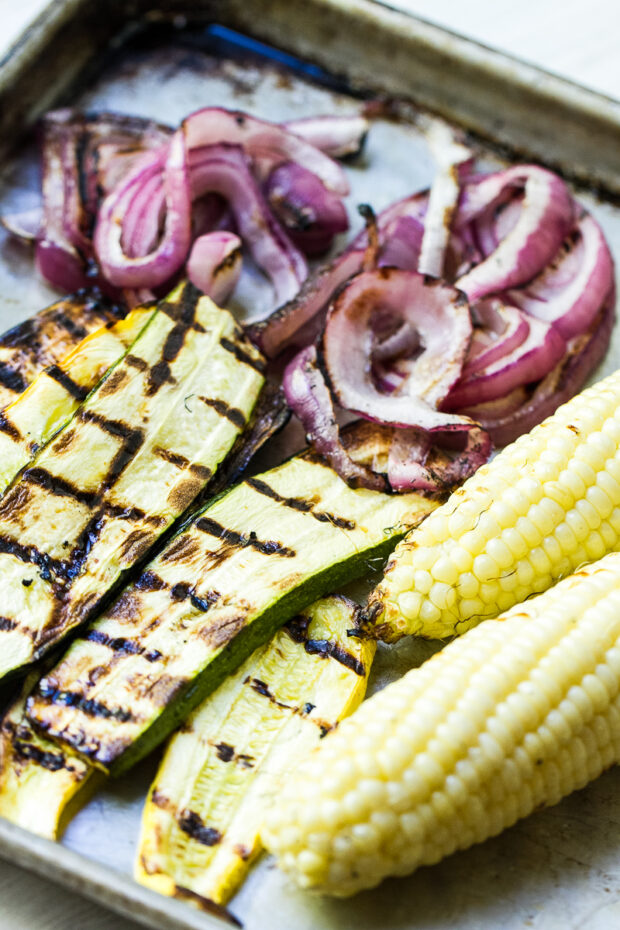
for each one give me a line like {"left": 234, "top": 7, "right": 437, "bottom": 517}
{"left": 0, "top": 282, "right": 264, "bottom": 682}
{"left": 262, "top": 551, "right": 620, "bottom": 896}
{"left": 0, "top": 292, "right": 125, "bottom": 409}
{"left": 136, "top": 596, "right": 375, "bottom": 907}
{"left": 0, "top": 674, "right": 102, "bottom": 839}
{"left": 370, "top": 367, "right": 620, "bottom": 641}
{"left": 0, "top": 307, "right": 151, "bottom": 494}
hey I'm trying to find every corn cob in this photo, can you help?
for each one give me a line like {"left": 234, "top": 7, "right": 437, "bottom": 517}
{"left": 369, "top": 367, "right": 620, "bottom": 641}
{"left": 0, "top": 675, "right": 101, "bottom": 839}
{"left": 0, "top": 292, "right": 124, "bottom": 409}
{"left": 136, "top": 596, "right": 375, "bottom": 907}
{"left": 262, "top": 551, "right": 620, "bottom": 896}
{"left": 0, "top": 307, "right": 150, "bottom": 494}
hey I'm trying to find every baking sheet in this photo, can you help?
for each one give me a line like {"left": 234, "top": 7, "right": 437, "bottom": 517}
{"left": 0, "top": 13, "right": 620, "bottom": 930}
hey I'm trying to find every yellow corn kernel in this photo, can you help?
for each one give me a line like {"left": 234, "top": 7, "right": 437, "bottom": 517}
{"left": 263, "top": 553, "right": 620, "bottom": 896}
{"left": 370, "top": 369, "right": 620, "bottom": 640}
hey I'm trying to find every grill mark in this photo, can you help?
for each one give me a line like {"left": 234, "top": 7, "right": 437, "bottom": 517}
{"left": 246, "top": 477, "right": 356, "bottom": 530}
{"left": 125, "top": 354, "right": 148, "bottom": 372}
{"left": 12, "top": 739, "right": 67, "bottom": 772}
{"left": 189, "top": 463, "right": 212, "bottom": 480}
{"left": 146, "top": 283, "right": 200, "bottom": 396}
{"left": 84, "top": 628, "right": 162, "bottom": 662}
{"left": 213, "top": 742, "right": 254, "bottom": 769}
{"left": 154, "top": 446, "right": 189, "bottom": 469}
{"left": 79, "top": 409, "right": 145, "bottom": 489}
{"left": 166, "top": 580, "right": 219, "bottom": 614}
{"left": 135, "top": 570, "right": 167, "bottom": 591}
{"left": 173, "top": 885, "right": 241, "bottom": 926}
{"left": 0, "top": 616, "right": 17, "bottom": 632}
{"left": 219, "top": 337, "right": 266, "bottom": 374}
{"left": 285, "top": 615, "right": 366, "bottom": 676}
{"left": 178, "top": 810, "right": 222, "bottom": 847}
{"left": 35, "top": 682, "right": 134, "bottom": 722}
{"left": 146, "top": 360, "right": 174, "bottom": 395}
{"left": 50, "top": 311, "right": 88, "bottom": 341}
{"left": 98, "top": 368, "right": 128, "bottom": 397}
{"left": 199, "top": 396, "right": 247, "bottom": 429}
{"left": 0, "top": 534, "right": 68, "bottom": 582}
{"left": 22, "top": 467, "right": 98, "bottom": 508}
{"left": 0, "top": 361, "right": 28, "bottom": 394}
{"left": 46, "top": 364, "right": 89, "bottom": 401}
{"left": 0, "top": 412, "right": 20, "bottom": 440}
{"left": 160, "top": 535, "right": 200, "bottom": 564}
{"left": 244, "top": 675, "right": 333, "bottom": 731}
{"left": 195, "top": 517, "right": 296, "bottom": 558}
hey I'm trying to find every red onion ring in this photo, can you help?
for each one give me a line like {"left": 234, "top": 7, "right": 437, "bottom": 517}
{"left": 187, "top": 231, "right": 242, "bottom": 304}
{"left": 323, "top": 268, "right": 473, "bottom": 431}
{"left": 460, "top": 292, "right": 615, "bottom": 445}
{"left": 507, "top": 211, "right": 614, "bottom": 339}
{"left": 264, "top": 162, "right": 348, "bottom": 256}
{"left": 94, "top": 129, "right": 192, "bottom": 288}
{"left": 283, "top": 346, "right": 386, "bottom": 490}
{"left": 189, "top": 144, "right": 307, "bottom": 304}
{"left": 283, "top": 115, "right": 369, "bottom": 159}
{"left": 387, "top": 425, "right": 492, "bottom": 492}
{"left": 183, "top": 107, "right": 349, "bottom": 195}
{"left": 462, "top": 299, "right": 530, "bottom": 375}
{"left": 455, "top": 165, "right": 575, "bottom": 300}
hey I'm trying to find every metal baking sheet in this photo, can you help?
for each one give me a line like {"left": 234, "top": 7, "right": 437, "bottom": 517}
{"left": 0, "top": 4, "right": 620, "bottom": 930}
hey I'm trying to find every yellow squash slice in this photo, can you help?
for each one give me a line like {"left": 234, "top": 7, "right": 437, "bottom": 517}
{"left": 136, "top": 595, "right": 375, "bottom": 907}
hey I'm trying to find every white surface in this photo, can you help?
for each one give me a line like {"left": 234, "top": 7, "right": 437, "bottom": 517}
{"left": 0, "top": 2, "right": 618, "bottom": 930}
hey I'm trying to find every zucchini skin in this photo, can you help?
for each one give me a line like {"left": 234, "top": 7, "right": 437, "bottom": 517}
{"left": 27, "top": 437, "right": 436, "bottom": 776}
{"left": 136, "top": 596, "right": 375, "bottom": 907}
{"left": 0, "top": 291, "right": 125, "bottom": 409}
{"left": 0, "top": 282, "right": 265, "bottom": 681}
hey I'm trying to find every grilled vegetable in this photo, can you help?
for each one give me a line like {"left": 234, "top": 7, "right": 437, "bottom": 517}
{"left": 263, "top": 552, "right": 620, "bottom": 896}
{"left": 0, "top": 292, "right": 124, "bottom": 409}
{"left": 27, "top": 422, "right": 436, "bottom": 775}
{"left": 0, "top": 281, "right": 264, "bottom": 681}
{"left": 136, "top": 596, "right": 375, "bottom": 907}
{"left": 369, "top": 367, "right": 620, "bottom": 641}
{"left": 0, "top": 675, "right": 101, "bottom": 839}
{"left": 0, "top": 307, "right": 151, "bottom": 495}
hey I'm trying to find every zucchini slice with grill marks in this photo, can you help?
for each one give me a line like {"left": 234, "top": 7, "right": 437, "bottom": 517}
{"left": 0, "top": 281, "right": 265, "bottom": 681}
{"left": 0, "top": 291, "right": 125, "bottom": 409}
{"left": 0, "top": 307, "right": 151, "bottom": 494}
{"left": 27, "top": 423, "right": 436, "bottom": 775}
{"left": 136, "top": 596, "right": 375, "bottom": 907}
{"left": 0, "top": 674, "right": 101, "bottom": 839}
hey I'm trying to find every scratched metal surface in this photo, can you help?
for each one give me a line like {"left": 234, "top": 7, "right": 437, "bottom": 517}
{"left": 1, "top": 19, "right": 620, "bottom": 930}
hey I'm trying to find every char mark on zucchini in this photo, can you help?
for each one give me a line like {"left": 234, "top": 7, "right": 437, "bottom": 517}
{"left": 178, "top": 810, "right": 222, "bottom": 847}
{"left": 195, "top": 517, "right": 296, "bottom": 558}
{"left": 245, "top": 476, "right": 356, "bottom": 530}
{"left": 0, "top": 413, "right": 20, "bottom": 441}
{"left": 219, "top": 337, "right": 267, "bottom": 374}
{"left": 198, "top": 397, "right": 247, "bottom": 429}
{"left": 285, "top": 614, "right": 366, "bottom": 676}
{"left": 45, "top": 365, "right": 89, "bottom": 401}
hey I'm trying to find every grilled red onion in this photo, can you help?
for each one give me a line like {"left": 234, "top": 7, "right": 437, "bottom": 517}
{"left": 187, "top": 231, "right": 242, "bottom": 304}
{"left": 387, "top": 425, "right": 491, "bottom": 492}
{"left": 455, "top": 165, "right": 575, "bottom": 300}
{"left": 2, "top": 207, "right": 42, "bottom": 242}
{"left": 323, "top": 268, "right": 473, "bottom": 431}
{"left": 183, "top": 107, "right": 349, "bottom": 195}
{"left": 265, "top": 162, "right": 348, "bottom": 256}
{"left": 460, "top": 293, "right": 615, "bottom": 445}
{"left": 283, "top": 115, "right": 368, "bottom": 159}
{"left": 507, "top": 211, "right": 614, "bottom": 339}
{"left": 190, "top": 144, "right": 307, "bottom": 303}
{"left": 462, "top": 299, "right": 529, "bottom": 375}
{"left": 283, "top": 346, "right": 386, "bottom": 490}
{"left": 95, "top": 130, "right": 191, "bottom": 288}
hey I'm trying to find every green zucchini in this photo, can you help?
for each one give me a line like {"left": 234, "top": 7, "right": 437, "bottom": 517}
{"left": 27, "top": 426, "right": 436, "bottom": 775}
{"left": 0, "top": 291, "right": 125, "bottom": 409}
{"left": 0, "top": 282, "right": 265, "bottom": 681}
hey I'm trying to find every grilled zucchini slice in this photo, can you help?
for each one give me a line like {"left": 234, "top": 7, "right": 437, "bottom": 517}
{"left": 136, "top": 596, "right": 374, "bottom": 907}
{"left": 0, "top": 281, "right": 264, "bottom": 681}
{"left": 28, "top": 425, "right": 436, "bottom": 775}
{"left": 0, "top": 307, "right": 151, "bottom": 494}
{"left": 0, "top": 292, "right": 124, "bottom": 409}
{"left": 0, "top": 674, "right": 101, "bottom": 839}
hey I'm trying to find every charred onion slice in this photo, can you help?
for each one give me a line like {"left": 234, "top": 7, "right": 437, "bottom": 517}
{"left": 264, "top": 162, "right": 349, "bottom": 256}
{"left": 183, "top": 107, "right": 349, "bottom": 194}
{"left": 323, "top": 268, "right": 473, "bottom": 431}
{"left": 283, "top": 346, "right": 387, "bottom": 490}
{"left": 94, "top": 130, "right": 191, "bottom": 288}
{"left": 187, "top": 231, "right": 242, "bottom": 304}
{"left": 189, "top": 144, "right": 307, "bottom": 303}
{"left": 507, "top": 211, "right": 614, "bottom": 339}
{"left": 283, "top": 114, "right": 369, "bottom": 159}
{"left": 455, "top": 165, "right": 575, "bottom": 300}
{"left": 387, "top": 425, "right": 492, "bottom": 492}
{"left": 460, "top": 293, "right": 615, "bottom": 445}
